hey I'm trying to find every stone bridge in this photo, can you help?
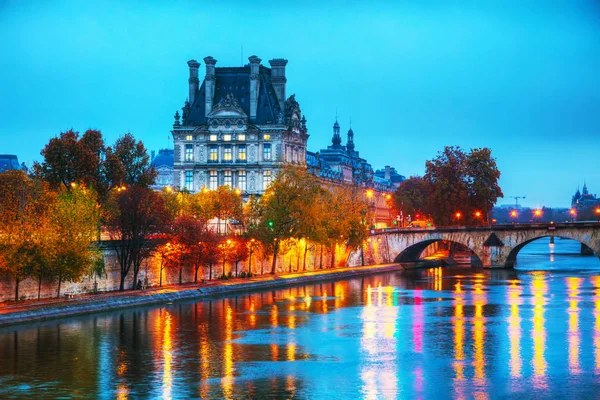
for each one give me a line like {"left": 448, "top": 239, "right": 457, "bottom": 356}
{"left": 348, "top": 223, "right": 600, "bottom": 268}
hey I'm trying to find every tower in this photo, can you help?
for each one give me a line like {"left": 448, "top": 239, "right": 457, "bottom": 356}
{"left": 346, "top": 126, "right": 355, "bottom": 152}
{"left": 331, "top": 119, "right": 342, "bottom": 149}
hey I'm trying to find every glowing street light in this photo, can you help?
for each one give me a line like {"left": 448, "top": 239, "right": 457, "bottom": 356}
{"left": 366, "top": 189, "right": 374, "bottom": 199}
{"left": 455, "top": 212, "right": 462, "bottom": 225}
{"left": 569, "top": 208, "right": 576, "bottom": 223}
{"left": 533, "top": 209, "right": 542, "bottom": 223}
{"left": 595, "top": 207, "right": 600, "bottom": 222}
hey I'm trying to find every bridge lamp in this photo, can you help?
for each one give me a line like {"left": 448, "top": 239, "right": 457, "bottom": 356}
{"left": 534, "top": 209, "right": 542, "bottom": 222}
{"left": 366, "top": 190, "right": 374, "bottom": 199}
{"left": 570, "top": 208, "right": 576, "bottom": 223}
{"left": 595, "top": 208, "right": 600, "bottom": 222}
{"left": 510, "top": 210, "right": 518, "bottom": 220}
{"left": 455, "top": 212, "right": 462, "bottom": 223}
{"left": 474, "top": 211, "right": 482, "bottom": 218}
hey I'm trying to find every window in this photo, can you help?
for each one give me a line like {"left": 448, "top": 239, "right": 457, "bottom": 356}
{"left": 223, "top": 134, "right": 232, "bottom": 141}
{"left": 209, "top": 145, "right": 218, "bottom": 161}
{"left": 209, "top": 170, "right": 217, "bottom": 190}
{"left": 238, "top": 170, "right": 246, "bottom": 191}
{"left": 238, "top": 145, "right": 246, "bottom": 161}
{"left": 263, "top": 170, "right": 272, "bottom": 191}
{"left": 224, "top": 170, "right": 232, "bottom": 187}
{"left": 224, "top": 145, "right": 232, "bottom": 161}
{"left": 238, "top": 134, "right": 246, "bottom": 141}
{"left": 185, "top": 144, "right": 194, "bottom": 161}
{"left": 209, "top": 134, "right": 217, "bottom": 142}
{"left": 186, "top": 135, "right": 193, "bottom": 141}
{"left": 263, "top": 143, "right": 272, "bottom": 161}
{"left": 263, "top": 134, "right": 271, "bottom": 140}
{"left": 185, "top": 171, "right": 193, "bottom": 191}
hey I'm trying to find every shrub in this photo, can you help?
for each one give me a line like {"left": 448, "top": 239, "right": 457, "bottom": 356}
{"left": 240, "top": 271, "right": 247, "bottom": 278}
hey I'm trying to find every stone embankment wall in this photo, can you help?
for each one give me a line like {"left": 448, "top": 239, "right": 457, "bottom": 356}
{"left": 0, "top": 242, "right": 352, "bottom": 302}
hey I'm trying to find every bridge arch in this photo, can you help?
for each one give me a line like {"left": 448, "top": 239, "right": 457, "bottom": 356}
{"left": 394, "top": 239, "right": 484, "bottom": 267}
{"left": 504, "top": 235, "right": 599, "bottom": 268}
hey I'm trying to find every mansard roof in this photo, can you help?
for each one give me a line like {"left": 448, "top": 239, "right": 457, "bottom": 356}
{"left": 184, "top": 66, "right": 282, "bottom": 126}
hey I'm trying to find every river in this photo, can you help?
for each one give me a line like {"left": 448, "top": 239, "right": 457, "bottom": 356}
{"left": 1, "top": 237, "right": 600, "bottom": 399}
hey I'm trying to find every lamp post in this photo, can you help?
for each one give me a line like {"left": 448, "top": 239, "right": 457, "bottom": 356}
{"left": 569, "top": 208, "right": 576, "bottom": 223}
{"left": 534, "top": 209, "right": 542, "bottom": 223}
{"left": 595, "top": 207, "right": 600, "bottom": 223}
{"left": 455, "top": 211, "right": 462, "bottom": 225}
{"left": 510, "top": 210, "right": 518, "bottom": 224}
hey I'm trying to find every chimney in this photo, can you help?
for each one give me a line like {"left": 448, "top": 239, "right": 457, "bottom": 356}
{"left": 187, "top": 59, "right": 200, "bottom": 105}
{"left": 248, "top": 55, "right": 261, "bottom": 120}
{"left": 203, "top": 56, "right": 217, "bottom": 116}
{"left": 268, "top": 58, "right": 288, "bottom": 111}
{"left": 385, "top": 165, "right": 391, "bottom": 181}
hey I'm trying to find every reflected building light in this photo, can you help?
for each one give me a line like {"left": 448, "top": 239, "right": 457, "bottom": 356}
{"left": 531, "top": 273, "right": 548, "bottom": 389}
{"left": 377, "top": 284, "right": 383, "bottom": 308}
{"left": 222, "top": 304, "right": 234, "bottom": 398}
{"left": 366, "top": 284, "right": 373, "bottom": 307}
{"left": 199, "top": 324, "right": 210, "bottom": 398}
{"left": 360, "top": 369, "right": 378, "bottom": 400}
{"left": 413, "top": 289, "right": 424, "bottom": 353}
{"left": 322, "top": 290, "right": 328, "bottom": 313}
{"left": 287, "top": 342, "right": 296, "bottom": 361}
{"left": 592, "top": 276, "right": 600, "bottom": 373}
{"left": 271, "top": 304, "right": 279, "bottom": 328}
{"left": 271, "top": 343, "right": 279, "bottom": 361}
{"left": 567, "top": 277, "right": 582, "bottom": 375}
{"left": 162, "top": 311, "right": 173, "bottom": 400}
{"left": 285, "top": 375, "right": 297, "bottom": 397}
{"left": 453, "top": 283, "right": 466, "bottom": 399}
{"left": 473, "top": 290, "right": 487, "bottom": 384}
{"left": 507, "top": 280, "right": 522, "bottom": 378}
{"left": 304, "top": 293, "right": 312, "bottom": 310}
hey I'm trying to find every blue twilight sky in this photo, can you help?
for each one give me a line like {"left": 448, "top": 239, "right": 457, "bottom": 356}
{"left": 1, "top": 0, "right": 599, "bottom": 207}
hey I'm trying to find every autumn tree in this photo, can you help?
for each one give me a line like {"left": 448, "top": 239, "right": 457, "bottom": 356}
{"left": 229, "top": 237, "right": 249, "bottom": 277}
{"left": 104, "top": 186, "right": 169, "bottom": 290}
{"left": 392, "top": 176, "right": 430, "bottom": 220}
{"left": 0, "top": 171, "right": 52, "bottom": 301}
{"left": 46, "top": 186, "right": 102, "bottom": 298}
{"left": 111, "top": 133, "right": 157, "bottom": 188}
{"left": 423, "top": 146, "right": 503, "bottom": 226}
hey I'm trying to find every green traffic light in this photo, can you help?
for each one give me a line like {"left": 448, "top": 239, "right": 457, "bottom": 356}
{"left": 268, "top": 221, "right": 274, "bottom": 227}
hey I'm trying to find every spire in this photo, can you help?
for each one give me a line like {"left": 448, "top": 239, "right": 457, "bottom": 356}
{"left": 332, "top": 116, "right": 342, "bottom": 148}
{"left": 583, "top": 181, "right": 589, "bottom": 195}
{"left": 346, "top": 118, "right": 355, "bottom": 152}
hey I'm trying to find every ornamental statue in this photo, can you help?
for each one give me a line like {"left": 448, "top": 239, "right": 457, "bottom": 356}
{"left": 215, "top": 93, "right": 241, "bottom": 109}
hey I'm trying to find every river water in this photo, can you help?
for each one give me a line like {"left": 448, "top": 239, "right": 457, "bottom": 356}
{"left": 1, "top": 238, "right": 600, "bottom": 399}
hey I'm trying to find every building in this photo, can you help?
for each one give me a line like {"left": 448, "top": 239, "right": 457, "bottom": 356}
{"left": 571, "top": 183, "right": 600, "bottom": 220}
{"left": 150, "top": 149, "right": 174, "bottom": 190}
{"left": 0, "top": 154, "right": 28, "bottom": 173}
{"left": 374, "top": 166, "right": 405, "bottom": 190}
{"left": 171, "top": 56, "right": 308, "bottom": 195}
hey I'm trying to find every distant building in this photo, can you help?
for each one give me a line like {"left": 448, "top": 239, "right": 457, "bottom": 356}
{"left": 374, "top": 166, "right": 405, "bottom": 190}
{"left": 150, "top": 149, "right": 174, "bottom": 190}
{"left": 0, "top": 154, "right": 27, "bottom": 174}
{"left": 571, "top": 183, "right": 600, "bottom": 220}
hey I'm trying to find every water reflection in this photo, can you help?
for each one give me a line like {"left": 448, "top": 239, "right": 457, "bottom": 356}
{"left": 2, "top": 242, "right": 600, "bottom": 398}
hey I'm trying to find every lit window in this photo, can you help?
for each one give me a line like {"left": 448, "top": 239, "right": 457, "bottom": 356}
{"left": 224, "top": 145, "right": 232, "bottom": 161}
{"left": 263, "top": 134, "right": 271, "bottom": 140}
{"left": 185, "top": 171, "right": 193, "bottom": 191}
{"left": 238, "top": 134, "right": 246, "bottom": 141}
{"left": 209, "top": 134, "right": 217, "bottom": 141}
{"left": 186, "top": 135, "right": 193, "bottom": 141}
{"left": 263, "top": 170, "right": 272, "bottom": 191}
{"left": 224, "top": 170, "right": 232, "bottom": 187}
{"left": 238, "top": 145, "right": 246, "bottom": 161}
{"left": 263, "top": 143, "right": 272, "bottom": 161}
{"left": 223, "top": 134, "right": 232, "bottom": 141}
{"left": 209, "top": 145, "right": 218, "bottom": 161}
{"left": 209, "top": 170, "right": 217, "bottom": 190}
{"left": 238, "top": 170, "right": 246, "bottom": 191}
{"left": 185, "top": 144, "right": 194, "bottom": 161}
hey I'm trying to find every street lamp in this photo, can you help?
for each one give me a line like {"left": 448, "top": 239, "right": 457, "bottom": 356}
{"left": 569, "top": 208, "right": 576, "bottom": 223}
{"left": 534, "top": 209, "right": 542, "bottom": 223}
{"left": 510, "top": 210, "right": 518, "bottom": 224}
{"left": 595, "top": 207, "right": 600, "bottom": 222}
{"left": 455, "top": 212, "right": 462, "bottom": 225}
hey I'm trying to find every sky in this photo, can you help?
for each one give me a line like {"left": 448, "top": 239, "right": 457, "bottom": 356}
{"left": 1, "top": 0, "right": 599, "bottom": 207}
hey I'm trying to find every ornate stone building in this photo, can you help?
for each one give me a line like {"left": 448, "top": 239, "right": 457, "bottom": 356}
{"left": 150, "top": 149, "right": 174, "bottom": 190}
{"left": 171, "top": 56, "right": 308, "bottom": 195}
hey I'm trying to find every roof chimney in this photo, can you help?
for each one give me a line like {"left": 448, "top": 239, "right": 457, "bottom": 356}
{"left": 385, "top": 165, "right": 391, "bottom": 181}
{"left": 269, "top": 58, "right": 288, "bottom": 111}
{"left": 248, "top": 55, "right": 261, "bottom": 120}
{"left": 187, "top": 59, "right": 200, "bottom": 105}
{"left": 203, "top": 56, "right": 217, "bottom": 116}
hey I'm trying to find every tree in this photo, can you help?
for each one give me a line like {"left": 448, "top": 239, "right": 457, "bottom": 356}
{"left": 250, "top": 166, "right": 321, "bottom": 274}
{"left": 112, "top": 133, "right": 157, "bottom": 188}
{"left": 229, "top": 237, "right": 249, "bottom": 277}
{"left": 0, "top": 171, "right": 52, "bottom": 301}
{"left": 104, "top": 186, "right": 169, "bottom": 290}
{"left": 392, "top": 176, "right": 430, "bottom": 220}
{"left": 209, "top": 186, "right": 243, "bottom": 234}
{"left": 46, "top": 186, "right": 102, "bottom": 298}
{"left": 466, "top": 148, "right": 503, "bottom": 224}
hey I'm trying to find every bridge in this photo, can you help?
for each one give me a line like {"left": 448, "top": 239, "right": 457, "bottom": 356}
{"left": 349, "top": 223, "right": 600, "bottom": 269}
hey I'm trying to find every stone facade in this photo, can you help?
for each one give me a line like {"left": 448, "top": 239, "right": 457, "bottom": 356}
{"left": 171, "top": 56, "right": 308, "bottom": 195}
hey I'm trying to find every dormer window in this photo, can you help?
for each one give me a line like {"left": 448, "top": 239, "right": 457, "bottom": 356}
{"left": 223, "top": 134, "right": 232, "bottom": 141}
{"left": 185, "top": 135, "right": 193, "bottom": 141}
{"left": 209, "top": 134, "right": 217, "bottom": 142}
{"left": 264, "top": 134, "right": 271, "bottom": 140}
{"left": 238, "top": 134, "right": 246, "bottom": 141}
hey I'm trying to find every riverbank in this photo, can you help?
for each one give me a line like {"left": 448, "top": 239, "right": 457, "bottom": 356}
{"left": 0, "top": 263, "right": 402, "bottom": 328}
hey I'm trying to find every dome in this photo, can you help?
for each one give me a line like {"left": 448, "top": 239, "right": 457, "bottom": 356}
{"left": 151, "top": 149, "right": 174, "bottom": 168}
